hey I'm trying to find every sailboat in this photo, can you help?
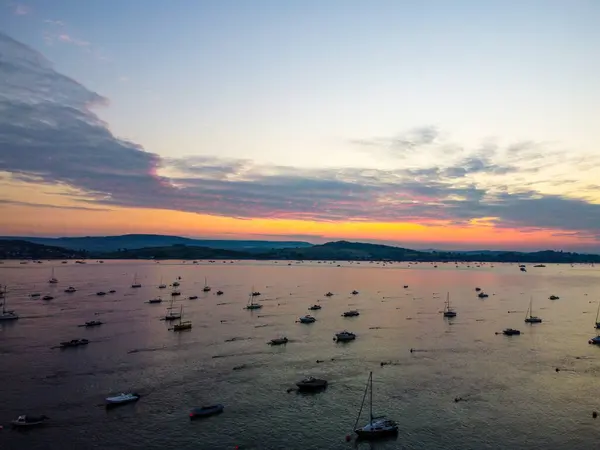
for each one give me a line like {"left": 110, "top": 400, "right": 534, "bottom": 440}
{"left": 172, "top": 305, "right": 192, "bottom": 331}
{"left": 594, "top": 301, "right": 600, "bottom": 329}
{"left": 0, "top": 286, "right": 19, "bottom": 321}
{"left": 158, "top": 277, "right": 166, "bottom": 289}
{"left": 443, "top": 292, "right": 457, "bottom": 317}
{"left": 353, "top": 371, "right": 398, "bottom": 439}
{"left": 203, "top": 277, "right": 211, "bottom": 292}
{"left": 131, "top": 273, "right": 141, "bottom": 288}
{"left": 524, "top": 296, "right": 542, "bottom": 323}
{"left": 245, "top": 288, "right": 262, "bottom": 310}
{"left": 164, "top": 297, "right": 181, "bottom": 321}
{"left": 48, "top": 267, "right": 58, "bottom": 284}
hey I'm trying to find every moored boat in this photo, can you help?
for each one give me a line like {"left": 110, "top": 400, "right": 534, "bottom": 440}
{"left": 342, "top": 310, "right": 359, "bottom": 317}
{"left": 148, "top": 297, "right": 162, "bottom": 304}
{"left": 503, "top": 328, "right": 521, "bottom": 336}
{"left": 105, "top": 392, "right": 140, "bottom": 406}
{"left": 59, "top": 338, "right": 89, "bottom": 348}
{"left": 269, "top": 337, "right": 288, "bottom": 345}
{"left": 64, "top": 286, "right": 76, "bottom": 293}
{"left": 308, "top": 304, "right": 321, "bottom": 311}
{"left": 296, "top": 376, "right": 327, "bottom": 391}
{"left": 189, "top": 404, "right": 224, "bottom": 419}
{"left": 84, "top": 320, "right": 103, "bottom": 327}
{"left": 524, "top": 297, "right": 542, "bottom": 323}
{"left": 443, "top": 292, "right": 457, "bottom": 317}
{"left": 299, "top": 315, "right": 316, "bottom": 324}
{"left": 335, "top": 330, "right": 356, "bottom": 342}
{"left": 353, "top": 372, "right": 398, "bottom": 440}
{"left": 11, "top": 415, "right": 49, "bottom": 427}
{"left": 589, "top": 336, "right": 600, "bottom": 345}
{"left": 0, "top": 285, "right": 19, "bottom": 321}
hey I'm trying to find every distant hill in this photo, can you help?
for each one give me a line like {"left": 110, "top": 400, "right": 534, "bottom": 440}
{"left": 1, "top": 237, "right": 599, "bottom": 263}
{"left": 100, "top": 245, "right": 250, "bottom": 260}
{"left": 0, "top": 234, "right": 313, "bottom": 253}
{"left": 0, "top": 240, "right": 88, "bottom": 259}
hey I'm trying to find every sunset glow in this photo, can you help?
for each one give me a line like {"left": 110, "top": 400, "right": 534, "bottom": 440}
{"left": 1, "top": 1, "right": 599, "bottom": 251}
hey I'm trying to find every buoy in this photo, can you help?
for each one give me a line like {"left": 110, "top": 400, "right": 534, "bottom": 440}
{"left": 345, "top": 435, "right": 352, "bottom": 442}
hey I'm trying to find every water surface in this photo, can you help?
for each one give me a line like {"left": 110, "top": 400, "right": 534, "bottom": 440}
{"left": 1, "top": 260, "right": 600, "bottom": 449}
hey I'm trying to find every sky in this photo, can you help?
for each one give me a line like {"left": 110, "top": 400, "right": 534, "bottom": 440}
{"left": 1, "top": 0, "right": 599, "bottom": 251}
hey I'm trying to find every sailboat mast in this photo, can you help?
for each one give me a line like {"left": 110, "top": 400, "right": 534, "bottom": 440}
{"left": 596, "top": 300, "right": 600, "bottom": 324}
{"left": 353, "top": 372, "right": 370, "bottom": 431}
{"left": 1, "top": 285, "right": 5, "bottom": 314}
{"left": 369, "top": 371, "right": 373, "bottom": 425}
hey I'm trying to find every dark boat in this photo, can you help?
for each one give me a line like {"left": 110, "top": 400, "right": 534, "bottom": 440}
{"left": 96, "top": 291, "right": 106, "bottom": 296}
{"left": 189, "top": 404, "right": 224, "bottom": 419}
{"left": 42, "top": 295, "right": 54, "bottom": 301}
{"left": 478, "top": 292, "right": 489, "bottom": 298}
{"left": 308, "top": 304, "right": 322, "bottom": 311}
{"left": 11, "top": 415, "right": 49, "bottom": 428}
{"left": 252, "top": 291, "right": 261, "bottom": 296}
{"left": 503, "top": 328, "right": 521, "bottom": 336}
{"left": 342, "top": 310, "right": 360, "bottom": 317}
{"left": 351, "top": 290, "right": 359, "bottom": 295}
{"left": 148, "top": 297, "right": 162, "bottom": 304}
{"left": 216, "top": 290, "right": 224, "bottom": 295}
{"left": 589, "top": 336, "right": 600, "bottom": 345}
{"left": 354, "top": 372, "right": 398, "bottom": 439}
{"left": 189, "top": 295, "right": 198, "bottom": 300}
{"left": 59, "top": 338, "right": 89, "bottom": 348}
{"left": 475, "top": 287, "right": 482, "bottom": 292}
{"left": 269, "top": 337, "right": 288, "bottom": 345}
{"left": 84, "top": 320, "right": 103, "bottom": 327}
{"left": 109, "top": 290, "right": 116, "bottom": 293}
{"left": 325, "top": 292, "right": 333, "bottom": 297}
{"left": 296, "top": 376, "right": 327, "bottom": 391}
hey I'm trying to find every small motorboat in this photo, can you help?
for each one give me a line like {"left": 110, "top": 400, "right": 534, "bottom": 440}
{"left": 109, "top": 290, "right": 116, "bottom": 293}
{"left": 478, "top": 292, "right": 489, "bottom": 298}
{"left": 11, "top": 415, "right": 49, "bottom": 427}
{"left": 189, "top": 295, "right": 198, "bottom": 300}
{"left": 589, "top": 336, "right": 600, "bottom": 345}
{"left": 30, "top": 293, "right": 41, "bottom": 298}
{"left": 42, "top": 295, "right": 54, "bottom": 301}
{"left": 342, "top": 310, "right": 360, "bottom": 317}
{"left": 308, "top": 304, "right": 322, "bottom": 311}
{"left": 549, "top": 295, "right": 559, "bottom": 300}
{"left": 216, "top": 290, "right": 224, "bottom": 295}
{"left": 334, "top": 330, "right": 356, "bottom": 342}
{"left": 59, "top": 338, "right": 89, "bottom": 348}
{"left": 96, "top": 291, "right": 106, "bottom": 296}
{"left": 296, "top": 376, "right": 327, "bottom": 391}
{"left": 299, "top": 315, "right": 316, "bottom": 324}
{"left": 171, "top": 291, "right": 181, "bottom": 296}
{"left": 189, "top": 404, "right": 224, "bottom": 419}
{"left": 172, "top": 281, "right": 180, "bottom": 287}
{"left": 148, "top": 297, "right": 162, "bottom": 304}
{"left": 269, "top": 337, "right": 288, "bottom": 345}
{"left": 158, "top": 284, "right": 167, "bottom": 289}
{"left": 84, "top": 320, "right": 103, "bottom": 327}
{"left": 502, "top": 328, "right": 521, "bottom": 336}
{"left": 520, "top": 267, "right": 527, "bottom": 272}
{"left": 403, "top": 285, "right": 408, "bottom": 288}
{"left": 64, "top": 286, "right": 77, "bottom": 293}
{"left": 475, "top": 287, "right": 482, "bottom": 292}
{"left": 325, "top": 292, "right": 333, "bottom": 297}
{"left": 105, "top": 392, "right": 140, "bottom": 406}
{"left": 252, "top": 291, "right": 261, "bottom": 297}
{"left": 351, "top": 290, "right": 359, "bottom": 295}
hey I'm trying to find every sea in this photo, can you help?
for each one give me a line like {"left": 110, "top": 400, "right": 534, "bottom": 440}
{"left": 1, "top": 259, "right": 600, "bottom": 450}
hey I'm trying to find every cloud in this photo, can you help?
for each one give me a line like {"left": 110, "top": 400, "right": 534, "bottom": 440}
{"left": 44, "top": 19, "right": 64, "bottom": 26}
{"left": 12, "top": 3, "right": 30, "bottom": 15}
{"left": 57, "top": 33, "right": 90, "bottom": 47}
{"left": 350, "top": 125, "right": 441, "bottom": 157}
{"left": 0, "top": 31, "right": 599, "bottom": 244}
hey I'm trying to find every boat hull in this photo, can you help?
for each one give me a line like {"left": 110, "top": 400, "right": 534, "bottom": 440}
{"left": 190, "top": 404, "right": 224, "bottom": 419}
{"left": 355, "top": 428, "right": 398, "bottom": 440}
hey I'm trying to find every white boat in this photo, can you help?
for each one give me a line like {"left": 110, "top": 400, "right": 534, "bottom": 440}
{"left": 105, "top": 392, "right": 140, "bottom": 406}
{"left": 524, "top": 296, "right": 542, "bottom": 323}
{"left": 11, "top": 415, "right": 49, "bottom": 427}
{"left": 48, "top": 267, "right": 58, "bottom": 284}
{"left": 335, "top": 330, "right": 356, "bottom": 342}
{"left": 0, "top": 286, "right": 19, "bottom": 321}
{"left": 354, "top": 371, "right": 398, "bottom": 440}
{"left": 443, "top": 292, "right": 457, "bottom": 317}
